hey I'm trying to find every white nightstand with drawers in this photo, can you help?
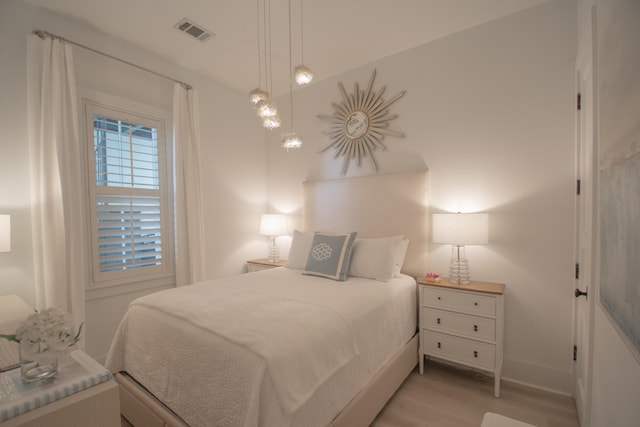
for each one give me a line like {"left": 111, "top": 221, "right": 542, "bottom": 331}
{"left": 418, "top": 278, "right": 505, "bottom": 397}
{"left": 246, "top": 258, "right": 287, "bottom": 272}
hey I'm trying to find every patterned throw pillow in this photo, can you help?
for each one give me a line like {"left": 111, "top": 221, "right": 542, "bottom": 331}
{"left": 303, "top": 232, "right": 358, "bottom": 281}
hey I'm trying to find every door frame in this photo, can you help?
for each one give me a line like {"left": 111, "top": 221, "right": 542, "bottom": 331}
{"left": 572, "top": 4, "right": 598, "bottom": 426}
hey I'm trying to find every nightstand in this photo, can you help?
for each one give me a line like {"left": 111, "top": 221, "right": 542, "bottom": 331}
{"left": 417, "top": 278, "right": 505, "bottom": 397}
{"left": 246, "top": 258, "right": 287, "bottom": 272}
{"left": 0, "top": 350, "right": 120, "bottom": 426}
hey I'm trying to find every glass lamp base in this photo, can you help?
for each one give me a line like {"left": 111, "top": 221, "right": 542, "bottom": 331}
{"left": 449, "top": 245, "right": 470, "bottom": 284}
{"left": 267, "top": 236, "right": 280, "bottom": 263}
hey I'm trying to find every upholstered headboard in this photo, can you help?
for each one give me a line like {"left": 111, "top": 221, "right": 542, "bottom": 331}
{"left": 303, "top": 171, "right": 429, "bottom": 279}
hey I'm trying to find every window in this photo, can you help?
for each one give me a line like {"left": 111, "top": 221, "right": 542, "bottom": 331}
{"left": 85, "top": 102, "right": 173, "bottom": 285}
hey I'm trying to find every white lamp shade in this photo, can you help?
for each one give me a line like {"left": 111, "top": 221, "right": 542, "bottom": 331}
{"left": 0, "top": 215, "right": 10, "bottom": 253}
{"left": 260, "top": 214, "right": 287, "bottom": 236}
{"left": 433, "top": 213, "right": 488, "bottom": 245}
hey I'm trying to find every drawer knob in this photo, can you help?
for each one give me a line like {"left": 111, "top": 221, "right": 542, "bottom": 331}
{"left": 474, "top": 302, "right": 478, "bottom": 306}
{"left": 473, "top": 350, "right": 478, "bottom": 358}
{"left": 437, "top": 318, "right": 441, "bottom": 324}
{"left": 473, "top": 325, "right": 478, "bottom": 332}
{"left": 437, "top": 342, "right": 441, "bottom": 349}
{"left": 437, "top": 296, "right": 442, "bottom": 300}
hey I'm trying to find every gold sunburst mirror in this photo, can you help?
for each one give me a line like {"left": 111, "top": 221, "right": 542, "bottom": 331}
{"left": 318, "top": 69, "right": 405, "bottom": 175}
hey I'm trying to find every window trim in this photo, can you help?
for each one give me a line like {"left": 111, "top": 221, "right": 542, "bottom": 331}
{"left": 84, "top": 100, "right": 175, "bottom": 287}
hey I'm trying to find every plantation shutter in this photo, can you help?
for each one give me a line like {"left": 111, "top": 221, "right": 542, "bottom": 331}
{"left": 89, "top": 110, "right": 168, "bottom": 282}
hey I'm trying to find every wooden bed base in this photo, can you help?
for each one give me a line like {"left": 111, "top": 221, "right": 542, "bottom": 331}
{"left": 331, "top": 334, "right": 418, "bottom": 427}
{"left": 115, "top": 334, "right": 418, "bottom": 427}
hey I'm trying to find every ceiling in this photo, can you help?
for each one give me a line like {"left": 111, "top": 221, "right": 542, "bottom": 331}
{"left": 23, "top": 0, "right": 549, "bottom": 97}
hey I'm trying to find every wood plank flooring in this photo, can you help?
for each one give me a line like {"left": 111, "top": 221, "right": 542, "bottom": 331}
{"left": 372, "top": 360, "right": 580, "bottom": 427}
{"left": 122, "top": 360, "right": 580, "bottom": 427}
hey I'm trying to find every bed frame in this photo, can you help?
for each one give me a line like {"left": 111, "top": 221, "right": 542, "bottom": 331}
{"left": 116, "top": 335, "right": 418, "bottom": 427}
{"left": 116, "top": 171, "right": 429, "bottom": 426}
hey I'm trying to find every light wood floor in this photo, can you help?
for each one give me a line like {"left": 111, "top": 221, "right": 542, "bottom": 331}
{"left": 122, "top": 360, "right": 580, "bottom": 427}
{"left": 372, "top": 360, "right": 580, "bottom": 427}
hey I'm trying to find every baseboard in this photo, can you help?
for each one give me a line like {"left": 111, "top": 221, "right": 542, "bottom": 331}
{"left": 502, "top": 358, "right": 572, "bottom": 396}
{"left": 501, "top": 376, "right": 573, "bottom": 397}
{"left": 425, "top": 356, "right": 573, "bottom": 397}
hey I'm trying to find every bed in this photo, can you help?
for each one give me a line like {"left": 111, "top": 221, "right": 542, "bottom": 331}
{"left": 106, "top": 171, "right": 429, "bottom": 427}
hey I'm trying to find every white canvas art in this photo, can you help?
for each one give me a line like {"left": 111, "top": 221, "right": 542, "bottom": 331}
{"left": 598, "top": 0, "right": 640, "bottom": 360}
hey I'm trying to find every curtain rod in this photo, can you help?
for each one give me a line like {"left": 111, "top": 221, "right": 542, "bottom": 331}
{"left": 34, "top": 30, "right": 192, "bottom": 90}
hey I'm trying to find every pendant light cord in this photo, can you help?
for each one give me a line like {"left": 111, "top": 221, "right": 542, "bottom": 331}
{"left": 266, "top": 0, "right": 273, "bottom": 95}
{"left": 256, "top": 0, "right": 262, "bottom": 88}
{"left": 288, "top": 0, "right": 294, "bottom": 130}
{"left": 300, "top": 0, "right": 305, "bottom": 65}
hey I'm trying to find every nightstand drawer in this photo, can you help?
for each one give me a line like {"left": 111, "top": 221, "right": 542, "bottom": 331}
{"left": 247, "top": 263, "right": 272, "bottom": 272}
{"left": 422, "top": 287, "right": 496, "bottom": 316}
{"left": 246, "top": 259, "right": 287, "bottom": 272}
{"left": 422, "top": 308, "right": 496, "bottom": 341}
{"left": 422, "top": 330, "right": 495, "bottom": 370}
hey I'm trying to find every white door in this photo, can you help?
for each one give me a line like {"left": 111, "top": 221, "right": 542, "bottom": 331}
{"left": 573, "top": 7, "right": 597, "bottom": 425}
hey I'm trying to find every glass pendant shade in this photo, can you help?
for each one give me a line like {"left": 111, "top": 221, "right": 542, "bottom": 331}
{"left": 262, "top": 114, "right": 281, "bottom": 129}
{"left": 249, "top": 88, "right": 269, "bottom": 105}
{"left": 294, "top": 65, "right": 313, "bottom": 85}
{"left": 282, "top": 132, "right": 302, "bottom": 149}
{"left": 256, "top": 99, "right": 278, "bottom": 118}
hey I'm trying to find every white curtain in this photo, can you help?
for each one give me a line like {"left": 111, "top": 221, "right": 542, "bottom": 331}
{"left": 26, "top": 35, "right": 85, "bottom": 332}
{"left": 174, "top": 83, "right": 206, "bottom": 286}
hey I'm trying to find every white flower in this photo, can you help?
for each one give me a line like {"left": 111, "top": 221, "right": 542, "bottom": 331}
{"left": 10, "top": 308, "right": 83, "bottom": 354}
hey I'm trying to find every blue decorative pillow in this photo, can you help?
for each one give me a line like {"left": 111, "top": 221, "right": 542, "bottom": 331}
{"left": 303, "top": 232, "right": 358, "bottom": 281}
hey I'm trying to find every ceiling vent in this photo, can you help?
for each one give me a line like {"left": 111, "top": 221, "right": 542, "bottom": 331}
{"left": 175, "top": 18, "right": 214, "bottom": 42}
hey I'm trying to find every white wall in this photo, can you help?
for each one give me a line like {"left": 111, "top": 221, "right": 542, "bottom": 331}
{"left": 0, "top": 0, "right": 269, "bottom": 361}
{"left": 267, "top": 0, "right": 577, "bottom": 393}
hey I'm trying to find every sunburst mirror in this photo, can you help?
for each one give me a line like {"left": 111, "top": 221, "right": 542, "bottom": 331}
{"left": 318, "top": 69, "right": 405, "bottom": 175}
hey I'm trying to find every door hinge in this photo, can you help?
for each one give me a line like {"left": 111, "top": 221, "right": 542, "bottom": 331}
{"left": 577, "top": 93, "right": 582, "bottom": 110}
{"left": 573, "top": 345, "right": 577, "bottom": 361}
{"left": 575, "top": 263, "right": 580, "bottom": 279}
{"left": 577, "top": 179, "right": 581, "bottom": 195}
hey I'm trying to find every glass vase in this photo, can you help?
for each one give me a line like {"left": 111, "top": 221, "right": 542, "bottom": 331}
{"left": 19, "top": 340, "right": 58, "bottom": 383}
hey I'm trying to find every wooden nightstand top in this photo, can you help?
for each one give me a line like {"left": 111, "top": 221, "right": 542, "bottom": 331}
{"left": 417, "top": 277, "right": 505, "bottom": 295}
{"left": 246, "top": 258, "right": 287, "bottom": 267}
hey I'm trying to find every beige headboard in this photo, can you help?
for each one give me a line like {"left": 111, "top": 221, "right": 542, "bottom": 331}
{"left": 303, "top": 171, "right": 429, "bottom": 279}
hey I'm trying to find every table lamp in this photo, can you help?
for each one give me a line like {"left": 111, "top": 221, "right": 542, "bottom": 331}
{"left": 259, "top": 214, "right": 287, "bottom": 263}
{"left": 433, "top": 213, "right": 488, "bottom": 284}
{"left": 0, "top": 215, "right": 10, "bottom": 253}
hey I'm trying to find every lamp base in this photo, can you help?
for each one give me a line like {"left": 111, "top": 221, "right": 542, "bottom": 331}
{"left": 267, "top": 236, "right": 280, "bottom": 263}
{"left": 449, "top": 245, "right": 470, "bottom": 285}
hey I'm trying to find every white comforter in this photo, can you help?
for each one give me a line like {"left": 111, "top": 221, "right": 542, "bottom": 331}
{"left": 106, "top": 268, "right": 416, "bottom": 427}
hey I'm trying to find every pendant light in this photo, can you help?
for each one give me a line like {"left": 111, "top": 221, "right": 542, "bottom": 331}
{"left": 282, "top": 0, "right": 302, "bottom": 149}
{"left": 249, "top": 0, "right": 268, "bottom": 105}
{"left": 250, "top": 0, "right": 280, "bottom": 129}
{"left": 293, "top": 0, "right": 313, "bottom": 86}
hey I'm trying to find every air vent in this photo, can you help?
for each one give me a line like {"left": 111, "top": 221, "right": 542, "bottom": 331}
{"left": 175, "top": 18, "right": 214, "bottom": 42}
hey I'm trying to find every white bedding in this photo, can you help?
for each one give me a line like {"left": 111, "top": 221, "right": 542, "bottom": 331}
{"left": 106, "top": 268, "right": 416, "bottom": 427}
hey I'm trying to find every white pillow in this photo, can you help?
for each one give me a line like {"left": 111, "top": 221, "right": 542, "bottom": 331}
{"left": 286, "top": 230, "right": 313, "bottom": 269}
{"left": 393, "top": 239, "right": 409, "bottom": 277}
{"left": 348, "top": 236, "right": 404, "bottom": 281}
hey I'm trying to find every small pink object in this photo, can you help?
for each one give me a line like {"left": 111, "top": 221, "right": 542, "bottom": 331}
{"left": 425, "top": 273, "right": 440, "bottom": 280}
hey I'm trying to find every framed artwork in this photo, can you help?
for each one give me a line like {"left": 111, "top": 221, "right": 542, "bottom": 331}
{"left": 597, "top": 0, "right": 640, "bottom": 361}
{"left": 318, "top": 69, "right": 405, "bottom": 175}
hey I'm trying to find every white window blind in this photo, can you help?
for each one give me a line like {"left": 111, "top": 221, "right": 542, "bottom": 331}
{"left": 86, "top": 103, "right": 172, "bottom": 284}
